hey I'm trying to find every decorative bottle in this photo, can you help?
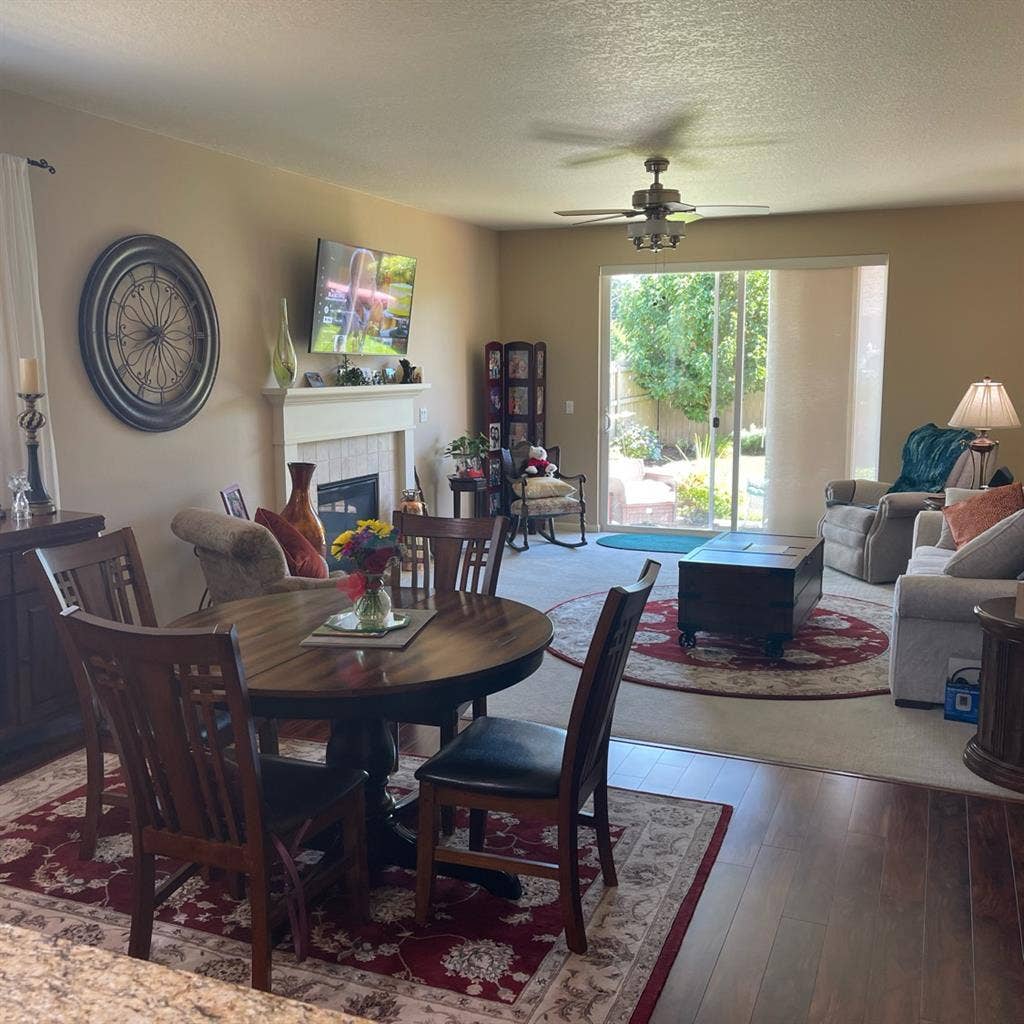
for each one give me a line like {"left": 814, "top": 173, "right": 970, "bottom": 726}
{"left": 272, "top": 297, "right": 298, "bottom": 388}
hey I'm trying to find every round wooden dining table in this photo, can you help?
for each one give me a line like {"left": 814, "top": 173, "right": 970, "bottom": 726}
{"left": 174, "top": 586, "right": 553, "bottom": 895}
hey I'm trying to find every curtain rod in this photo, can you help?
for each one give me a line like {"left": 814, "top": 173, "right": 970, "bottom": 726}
{"left": 26, "top": 158, "right": 56, "bottom": 174}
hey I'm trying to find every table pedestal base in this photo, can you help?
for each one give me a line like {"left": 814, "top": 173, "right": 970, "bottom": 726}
{"left": 326, "top": 717, "right": 522, "bottom": 898}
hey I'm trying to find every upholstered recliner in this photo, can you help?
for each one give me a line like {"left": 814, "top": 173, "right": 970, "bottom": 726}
{"left": 171, "top": 508, "right": 340, "bottom": 605}
{"left": 819, "top": 425, "right": 975, "bottom": 584}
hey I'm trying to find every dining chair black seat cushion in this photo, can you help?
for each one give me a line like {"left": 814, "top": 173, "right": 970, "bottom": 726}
{"left": 258, "top": 756, "right": 367, "bottom": 834}
{"left": 414, "top": 716, "right": 567, "bottom": 799}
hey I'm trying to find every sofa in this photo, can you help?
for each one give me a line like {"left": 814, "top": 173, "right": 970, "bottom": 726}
{"left": 889, "top": 509, "right": 1020, "bottom": 705}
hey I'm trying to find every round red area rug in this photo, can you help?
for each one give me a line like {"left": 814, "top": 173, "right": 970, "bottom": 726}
{"left": 546, "top": 586, "right": 891, "bottom": 699}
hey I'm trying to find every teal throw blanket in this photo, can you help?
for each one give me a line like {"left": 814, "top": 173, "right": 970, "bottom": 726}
{"left": 888, "top": 423, "right": 975, "bottom": 493}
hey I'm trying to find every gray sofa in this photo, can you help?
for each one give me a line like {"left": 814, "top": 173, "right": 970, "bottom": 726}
{"left": 819, "top": 451, "right": 974, "bottom": 584}
{"left": 889, "top": 510, "right": 1019, "bottom": 705}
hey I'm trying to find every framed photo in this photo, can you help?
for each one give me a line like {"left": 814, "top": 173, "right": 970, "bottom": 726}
{"left": 489, "top": 386, "right": 501, "bottom": 414}
{"left": 508, "top": 351, "right": 529, "bottom": 380}
{"left": 536, "top": 385, "right": 544, "bottom": 416}
{"left": 488, "top": 422, "right": 501, "bottom": 451}
{"left": 536, "top": 348, "right": 545, "bottom": 379}
{"left": 383, "top": 367, "right": 397, "bottom": 383}
{"left": 488, "top": 348, "right": 502, "bottom": 380}
{"left": 304, "top": 371, "right": 326, "bottom": 388}
{"left": 489, "top": 491, "right": 501, "bottom": 514}
{"left": 509, "top": 386, "right": 528, "bottom": 416}
{"left": 488, "top": 455, "right": 502, "bottom": 488}
{"left": 509, "top": 421, "right": 528, "bottom": 445}
{"left": 220, "top": 484, "right": 249, "bottom": 520}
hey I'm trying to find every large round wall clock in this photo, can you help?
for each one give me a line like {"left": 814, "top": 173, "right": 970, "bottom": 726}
{"left": 78, "top": 234, "right": 220, "bottom": 432}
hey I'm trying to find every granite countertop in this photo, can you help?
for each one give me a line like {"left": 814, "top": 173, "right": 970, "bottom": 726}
{"left": 0, "top": 923, "right": 373, "bottom": 1024}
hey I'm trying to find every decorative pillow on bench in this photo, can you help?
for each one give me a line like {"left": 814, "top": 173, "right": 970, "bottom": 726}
{"left": 944, "top": 507, "right": 1024, "bottom": 579}
{"left": 940, "top": 482, "right": 1024, "bottom": 548}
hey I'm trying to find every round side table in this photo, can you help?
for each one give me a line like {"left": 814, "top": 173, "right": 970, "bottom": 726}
{"left": 965, "top": 597, "right": 1024, "bottom": 793}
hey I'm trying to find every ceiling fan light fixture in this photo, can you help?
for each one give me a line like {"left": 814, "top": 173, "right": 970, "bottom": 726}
{"left": 628, "top": 217, "right": 683, "bottom": 253}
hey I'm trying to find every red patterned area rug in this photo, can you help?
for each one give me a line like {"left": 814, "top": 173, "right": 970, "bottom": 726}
{"left": 548, "top": 587, "right": 891, "bottom": 700}
{"left": 0, "top": 742, "right": 729, "bottom": 1024}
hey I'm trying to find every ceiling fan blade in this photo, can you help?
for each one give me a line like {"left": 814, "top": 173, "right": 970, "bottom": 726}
{"left": 561, "top": 148, "right": 632, "bottom": 167}
{"left": 666, "top": 211, "right": 704, "bottom": 224}
{"left": 554, "top": 209, "right": 638, "bottom": 217}
{"left": 663, "top": 201, "right": 697, "bottom": 213}
{"left": 692, "top": 205, "right": 771, "bottom": 217}
{"left": 569, "top": 213, "right": 635, "bottom": 226}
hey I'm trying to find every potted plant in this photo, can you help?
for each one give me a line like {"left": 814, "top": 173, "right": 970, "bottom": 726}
{"left": 443, "top": 432, "right": 489, "bottom": 477}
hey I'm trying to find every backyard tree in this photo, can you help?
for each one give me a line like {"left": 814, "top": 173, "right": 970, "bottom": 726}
{"left": 610, "top": 270, "right": 768, "bottom": 423}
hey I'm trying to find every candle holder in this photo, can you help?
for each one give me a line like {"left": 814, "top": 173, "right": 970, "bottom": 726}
{"left": 16, "top": 392, "right": 55, "bottom": 515}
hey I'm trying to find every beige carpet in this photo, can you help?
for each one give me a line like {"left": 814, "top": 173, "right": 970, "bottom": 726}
{"left": 489, "top": 534, "right": 1020, "bottom": 800}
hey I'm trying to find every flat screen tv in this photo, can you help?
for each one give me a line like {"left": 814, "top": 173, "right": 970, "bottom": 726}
{"left": 309, "top": 238, "right": 417, "bottom": 355}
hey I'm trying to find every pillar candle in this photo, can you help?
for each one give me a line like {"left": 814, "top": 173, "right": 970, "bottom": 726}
{"left": 18, "top": 358, "right": 40, "bottom": 394}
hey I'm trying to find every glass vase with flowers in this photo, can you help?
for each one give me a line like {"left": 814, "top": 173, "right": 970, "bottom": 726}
{"left": 331, "top": 519, "right": 406, "bottom": 630}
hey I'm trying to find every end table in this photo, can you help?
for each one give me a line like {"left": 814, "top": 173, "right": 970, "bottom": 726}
{"left": 965, "top": 598, "right": 1024, "bottom": 793}
{"left": 447, "top": 474, "right": 487, "bottom": 518}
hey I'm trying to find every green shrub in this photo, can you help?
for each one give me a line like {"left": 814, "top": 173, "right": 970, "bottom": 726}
{"left": 740, "top": 426, "right": 765, "bottom": 456}
{"left": 612, "top": 423, "right": 660, "bottom": 460}
{"left": 676, "top": 472, "right": 731, "bottom": 524}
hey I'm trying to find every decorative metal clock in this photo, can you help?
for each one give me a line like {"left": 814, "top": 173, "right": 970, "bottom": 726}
{"left": 78, "top": 234, "right": 220, "bottom": 432}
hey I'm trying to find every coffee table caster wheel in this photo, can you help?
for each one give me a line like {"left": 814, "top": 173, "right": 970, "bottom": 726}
{"left": 679, "top": 631, "right": 697, "bottom": 649}
{"left": 765, "top": 639, "right": 784, "bottom": 659}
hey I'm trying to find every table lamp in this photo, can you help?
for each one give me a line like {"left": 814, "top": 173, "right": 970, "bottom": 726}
{"left": 948, "top": 376, "right": 1021, "bottom": 488}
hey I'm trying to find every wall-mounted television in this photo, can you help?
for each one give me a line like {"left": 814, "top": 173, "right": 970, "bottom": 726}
{"left": 309, "top": 238, "right": 417, "bottom": 355}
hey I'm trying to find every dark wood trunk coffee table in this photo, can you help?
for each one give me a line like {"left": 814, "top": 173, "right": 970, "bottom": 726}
{"left": 678, "top": 532, "right": 824, "bottom": 658}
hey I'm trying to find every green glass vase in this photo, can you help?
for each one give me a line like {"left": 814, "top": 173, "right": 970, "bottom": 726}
{"left": 354, "top": 573, "right": 392, "bottom": 630}
{"left": 272, "top": 297, "right": 298, "bottom": 388}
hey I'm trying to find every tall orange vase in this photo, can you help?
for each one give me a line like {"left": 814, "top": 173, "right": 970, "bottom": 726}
{"left": 281, "top": 462, "right": 326, "bottom": 555}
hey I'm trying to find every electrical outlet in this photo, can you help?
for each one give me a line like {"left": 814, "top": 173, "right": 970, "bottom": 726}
{"left": 419, "top": 407, "right": 428, "bottom": 423}
{"left": 564, "top": 400, "right": 574, "bottom": 414}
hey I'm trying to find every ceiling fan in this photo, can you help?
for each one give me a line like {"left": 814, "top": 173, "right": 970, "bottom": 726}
{"left": 554, "top": 156, "right": 769, "bottom": 252}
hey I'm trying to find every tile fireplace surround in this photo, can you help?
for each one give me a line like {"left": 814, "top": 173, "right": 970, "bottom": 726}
{"left": 262, "top": 383, "right": 432, "bottom": 516}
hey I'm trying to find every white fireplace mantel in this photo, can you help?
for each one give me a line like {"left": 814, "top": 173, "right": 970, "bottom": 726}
{"left": 262, "top": 383, "right": 431, "bottom": 507}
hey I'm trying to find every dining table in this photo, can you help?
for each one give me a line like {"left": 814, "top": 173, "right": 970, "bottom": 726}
{"left": 173, "top": 585, "right": 553, "bottom": 897}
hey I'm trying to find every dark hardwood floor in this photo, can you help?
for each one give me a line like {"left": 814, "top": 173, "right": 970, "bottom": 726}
{"left": 280, "top": 719, "right": 1024, "bottom": 1024}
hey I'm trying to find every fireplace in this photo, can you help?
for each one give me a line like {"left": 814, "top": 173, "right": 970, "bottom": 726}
{"left": 318, "top": 473, "right": 379, "bottom": 571}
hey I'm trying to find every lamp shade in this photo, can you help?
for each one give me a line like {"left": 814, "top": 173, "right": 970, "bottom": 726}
{"left": 948, "top": 377, "right": 1021, "bottom": 430}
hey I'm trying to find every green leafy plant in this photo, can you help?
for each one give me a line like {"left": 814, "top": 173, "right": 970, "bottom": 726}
{"left": 609, "top": 269, "right": 769, "bottom": 422}
{"left": 675, "top": 471, "right": 732, "bottom": 525}
{"left": 443, "top": 432, "right": 489, "bottom": 472}
{"left": 740, "top": 425, "right": 766, "bottom": 456}
{"left": 611, "top": 423, "right": 660, "bottom": 460}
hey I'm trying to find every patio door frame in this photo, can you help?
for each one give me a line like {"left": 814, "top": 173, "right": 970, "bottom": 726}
{"left": 597, "top": 254, "right": 888, "bottom": 536}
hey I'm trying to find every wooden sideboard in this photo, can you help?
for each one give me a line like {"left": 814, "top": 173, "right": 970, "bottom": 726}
{"left": 0, "top": 511, "right": 105, "bottom": 778}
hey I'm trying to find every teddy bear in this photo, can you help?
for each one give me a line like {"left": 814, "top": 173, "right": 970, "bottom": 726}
{"left": 524, "top": 444, "right": 558, "bottom": 477}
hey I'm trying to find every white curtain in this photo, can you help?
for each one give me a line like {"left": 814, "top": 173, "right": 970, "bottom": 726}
{"left": 0, "top": 153, "right": 60, "bottom": 505}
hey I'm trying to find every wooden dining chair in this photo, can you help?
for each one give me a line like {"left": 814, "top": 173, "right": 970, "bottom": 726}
{"left": 413, "top": 559, "right": 660, "bottom": 953}
{"left": 390, "top": 511, "right": 510, "bottom": 831}
{"left": 58, "top": 609, "right": 369, "bottom": 992}
{"left": 28, "top": 529, "right": 162, "bottom": 859}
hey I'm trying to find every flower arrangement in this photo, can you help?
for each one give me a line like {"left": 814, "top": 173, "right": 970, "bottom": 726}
{"left": 333, "top": 518, "right": 404, "bottom": 583}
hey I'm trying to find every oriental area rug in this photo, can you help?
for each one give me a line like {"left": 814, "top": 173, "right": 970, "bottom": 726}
{"left": 547, "top": 587, "right": 892, "bottom": 700}
{"left": 0, "top": 743, "right": 729, "bottom": 1024}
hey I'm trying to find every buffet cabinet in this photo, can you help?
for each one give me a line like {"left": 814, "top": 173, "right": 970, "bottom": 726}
{"left": 0, "top": 511, "right": 105, "bottom": 776}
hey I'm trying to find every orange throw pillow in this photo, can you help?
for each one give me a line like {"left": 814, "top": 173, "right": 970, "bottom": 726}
{"left": 254, "top": 508, "right": 328, "bottom": 579}
{"left": 942, "top": 483, "right": 1024, "bottom": 548}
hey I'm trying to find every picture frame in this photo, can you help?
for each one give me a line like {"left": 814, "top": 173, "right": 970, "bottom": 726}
{"left": 488, "top": 422, "right": 501, "bottom": 450}
{"left": 383, "top": 366, "right": 397, "bottom": 384}
{"left": 220, "top": 484, "right": 249, "bottom": 520}
{"left": 304, "top": 370, "right": 326, "bottom": 388}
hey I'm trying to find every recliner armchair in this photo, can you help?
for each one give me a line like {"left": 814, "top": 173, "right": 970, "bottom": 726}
{"left": 819, "top": 450, "right": 974, "bottom": 584}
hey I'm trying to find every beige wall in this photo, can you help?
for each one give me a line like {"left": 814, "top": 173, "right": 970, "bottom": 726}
{"left": 498, "top": 203, "right": 1024, "bottom": 520}
{"left": 1, "top": 91, "right": 499, "bottom": 620}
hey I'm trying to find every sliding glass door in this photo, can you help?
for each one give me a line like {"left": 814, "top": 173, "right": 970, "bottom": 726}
{"left": 600, "top": 259, "right": 888, "bottom": 538}
{"left": 602, "top": 268, "right": 768, "bottom": 533}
